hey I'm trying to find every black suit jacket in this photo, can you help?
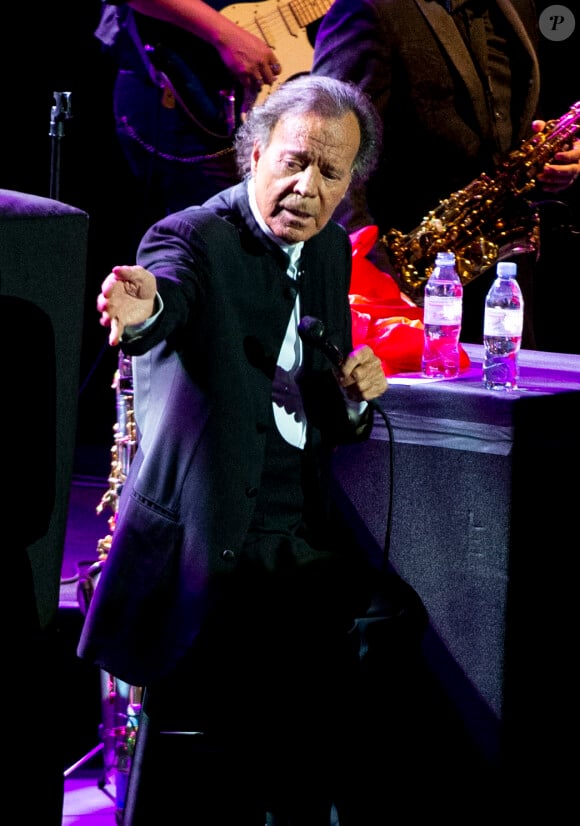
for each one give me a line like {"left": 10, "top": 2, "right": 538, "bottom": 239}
{"left": 78, "top": 181, "right": 374, "bottom": 686}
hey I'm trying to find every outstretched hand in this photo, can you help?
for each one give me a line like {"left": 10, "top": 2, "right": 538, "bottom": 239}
{"left": 97, "top": 265, "right": 158, "bottom": 346}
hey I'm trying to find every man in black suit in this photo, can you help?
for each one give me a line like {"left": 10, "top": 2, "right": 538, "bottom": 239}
{"left": 311, "top": 0, "right": 580, "bottom": 347}
{"left": 79, "top": 74, "right": 388, "bottom": 825}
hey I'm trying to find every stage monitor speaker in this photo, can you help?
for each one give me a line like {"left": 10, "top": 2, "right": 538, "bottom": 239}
{"left": 0, "top": 189, "right": 88, "bottom": 631}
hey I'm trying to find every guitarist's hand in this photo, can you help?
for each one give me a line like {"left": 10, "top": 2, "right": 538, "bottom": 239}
{"left": 128, "top": 1, "right": 282, "bottom": 93}
{"left": 210, "top": 16, "right": 282, "bottom": 103}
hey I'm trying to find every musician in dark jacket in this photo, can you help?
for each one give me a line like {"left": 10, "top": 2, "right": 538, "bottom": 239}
{"left": 78, "top": 75, "right": 387, "bottom": 825}
{"left": 311, "top": 0, "right": 580, "bottom": 346}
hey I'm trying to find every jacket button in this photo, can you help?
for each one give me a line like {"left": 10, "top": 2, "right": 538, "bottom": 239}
{"left": 221, "top": 548, "right": 235, "bottom": 561}
{"left": 245, "top": 486, "right": 259, "bottom": 498}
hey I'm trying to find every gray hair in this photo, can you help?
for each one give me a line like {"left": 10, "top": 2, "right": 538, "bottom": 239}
{"left": 234, "top": 74, "right": 382, "bottom": 183}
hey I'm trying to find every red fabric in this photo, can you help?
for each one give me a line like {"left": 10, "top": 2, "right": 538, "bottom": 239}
{"left": 349, "top": 226, "right": 470, "bottom": 375}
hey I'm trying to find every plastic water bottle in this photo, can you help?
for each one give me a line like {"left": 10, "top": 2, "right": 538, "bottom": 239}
{"left": 421, "top": 250, "right": 463, "bottom": 378}
{"left": 482, "top": 261, "right": 524, "bottom": 390}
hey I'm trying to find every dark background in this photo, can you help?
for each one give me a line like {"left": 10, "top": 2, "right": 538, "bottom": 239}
{"left": 2, "top": 2, "right": 579, "bottom": 477}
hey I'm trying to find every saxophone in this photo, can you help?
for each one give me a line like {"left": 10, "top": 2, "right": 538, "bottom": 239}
{"left": 381, "top": 100, "right": 580, "bottom": 303}
{"left": 77, "top": 352, "right": 137, "bottom": 609}
{"left": 77, "top": 352, "right": 141, "bottom": 817}
{"left": 95, "top": 351, "right": 137, "bottom": 561}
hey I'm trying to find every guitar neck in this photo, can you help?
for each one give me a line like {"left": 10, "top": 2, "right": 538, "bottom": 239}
{"left": 224, "top": 0, "right": 333, "bottom": 34}
{"left": 292, "top": 1, "right": 334, "bottom": 27}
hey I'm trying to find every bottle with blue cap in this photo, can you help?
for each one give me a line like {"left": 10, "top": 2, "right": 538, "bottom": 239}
{"left": 482, "top": 261, "right": 524, "bottom": 390}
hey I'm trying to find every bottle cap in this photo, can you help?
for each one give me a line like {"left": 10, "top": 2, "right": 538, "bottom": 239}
{"left": 434, "top": 250, "right": 456, "bottom": 265}
{"left": 497, "top": 261, "right": 517, "bottom": 278}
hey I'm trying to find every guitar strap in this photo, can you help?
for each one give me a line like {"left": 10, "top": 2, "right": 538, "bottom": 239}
{"left": 128, "top": 9, "right": 171, "bottom": 94}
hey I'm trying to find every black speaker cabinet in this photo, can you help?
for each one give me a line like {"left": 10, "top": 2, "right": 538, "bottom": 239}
{"left": 332, "top": 345, "right": 580, "bottom": 817}
{"left": 0, "top": 189, "right": 88, "bottom": 631}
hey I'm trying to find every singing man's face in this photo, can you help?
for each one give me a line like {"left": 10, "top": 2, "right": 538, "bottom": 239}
{"left": 250, "top": 110, "right": 360, "bottom": 244}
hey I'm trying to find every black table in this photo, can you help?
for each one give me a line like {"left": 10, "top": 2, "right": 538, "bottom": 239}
{"left": 332, "top": 344, "right": 580, "bottom": 809}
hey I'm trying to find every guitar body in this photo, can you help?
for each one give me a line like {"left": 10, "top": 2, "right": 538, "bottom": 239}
{"left": 136, "top": 0, "right": 331, "bottom": 137}
{"left": 221, "top": 0, "right": 332, "bottom": 107}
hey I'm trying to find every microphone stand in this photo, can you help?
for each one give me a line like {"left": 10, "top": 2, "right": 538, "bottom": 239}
{"left": 49, "top": 91, "right": 72, "bottom": 200}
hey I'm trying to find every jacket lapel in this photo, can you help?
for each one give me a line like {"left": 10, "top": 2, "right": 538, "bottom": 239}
{"left": 496, "top": 0, "right": 540, "bottom": 139}
{"left": 413, "top": 0, "right": 540, "bottom": 140}
{"left": 414, "top": 0, "right": 488, "bottom": 132}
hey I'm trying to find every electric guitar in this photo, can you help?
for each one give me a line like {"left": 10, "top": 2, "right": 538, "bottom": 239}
{"left": 139, "top": 0, "right": 333, "bottom": 137}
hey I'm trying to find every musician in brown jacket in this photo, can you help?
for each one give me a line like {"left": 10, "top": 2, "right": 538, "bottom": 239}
{"left": 312, "top": 0, "right": 580, "bottom": 347}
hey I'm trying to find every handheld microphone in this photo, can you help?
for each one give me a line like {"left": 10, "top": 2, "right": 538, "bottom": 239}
{"left": 298, "top": 315, "right": 345, "bottom": 368}
{"left": 298, "top": 315, "right": 389, "bottom": 421}
{"left": 298, "top": 322, "right": 394, "bottom": 569}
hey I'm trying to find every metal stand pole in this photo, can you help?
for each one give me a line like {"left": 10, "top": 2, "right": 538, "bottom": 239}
{"left": 49, "top": 91, "right": 72, "bottom": 200}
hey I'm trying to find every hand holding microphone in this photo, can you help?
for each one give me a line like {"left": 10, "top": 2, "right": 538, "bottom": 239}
{"left": 298, "top": 315, "right": 387, "bottom": 402}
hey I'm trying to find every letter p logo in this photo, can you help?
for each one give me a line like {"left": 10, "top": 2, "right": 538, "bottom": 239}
{"left": 539, "top": 5, "right": 575, "bottom": 41}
